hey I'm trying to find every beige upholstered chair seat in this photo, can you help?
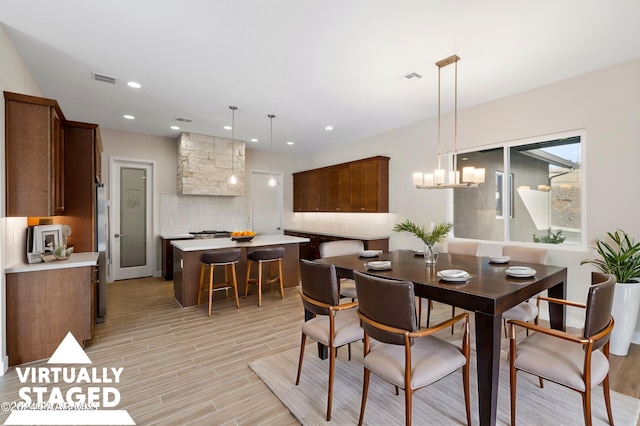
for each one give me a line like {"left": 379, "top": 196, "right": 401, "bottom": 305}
{"left": 301, "top": 308, "right": 363, "bottom": 348}
{"left": 503, "top": 300, "right": 538, "bottom": 322}
{"left": 366, "top": 337, "right": 466, "bottom": 390}
{"left": 339, "top": 281, "right": 358, "bottom": 299}
{"left": 514, "top": 332, "right": 609, "bottom": 392}
{"left": 319, "top": 240, "right": 366, "bottom": 300}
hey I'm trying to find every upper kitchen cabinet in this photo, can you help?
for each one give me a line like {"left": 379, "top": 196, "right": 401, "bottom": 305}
{"left": 5, "top": 92, "right": 66, "bottom": 217}
{"left": 350, "top": 156, "right": 389, "bottom": 212}
{"left": 292, "top": 156, "right": 389, "bottom": 213}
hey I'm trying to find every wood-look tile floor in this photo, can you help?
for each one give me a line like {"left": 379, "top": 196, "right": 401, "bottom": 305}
{"left": 0, "top": 276, "right": 637, "bottom": 425}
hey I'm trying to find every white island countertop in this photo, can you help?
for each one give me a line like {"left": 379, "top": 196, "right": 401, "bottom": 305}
{"left": 171, "top": 234, "right": 310, "bottom": 252}
{"left": 5, "top": 252, "right": 99, "bottom": 274}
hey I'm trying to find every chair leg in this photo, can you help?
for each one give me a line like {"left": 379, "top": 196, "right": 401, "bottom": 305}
{"left": 462, "top": 350, "right": 471, "bottom": 426}
{"left": 197, "top": 264, "right": 205, "bottom": 306}
{"left": 358, "top": 368, "right": 371, "bottom": 426}
{"left": 208, "top": 265, "right": 214, "bottom": 316}
{"left": 231, "top": 263, "right": 240, "bottom": 308}
{"left": 295, "top": 333, "right": 307, "bottom": 385}
{"left": 277, "top": 259, "right": 284, "bottom": 299}
{"left": 257, "top": 262, "right": 263, "bottom": 307}
{"left": 510, "top": 336, "right": 518, "bottom": 426}
{"left": 451, "top": 306, "right": 456, "bottom": 334}
{"left": 326, "top": 346, "right": 336, "bottom": 421}
{"left": 426, "top": 299, "right": 432, "bottom": 328}
{"left": 405, "top": 387, "right": 413, "bottom": 426}
{"left": 603, "top": 374, "right": 614, "bottom": 425}
{"left": 244, "top": 260, "right": 251, "bottom": 298}
{"left": 417, "top": 297, "right": 422, "bottom": 327}
{"left": 583, "top": 387, "right": 592, "bottom": 426}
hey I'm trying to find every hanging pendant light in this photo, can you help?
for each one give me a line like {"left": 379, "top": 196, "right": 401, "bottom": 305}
{"left": 229, "top": 105, "right": 238, "bottom": 185}
{"left": 267, "top": 114, "right": 277, "bottom": 186}
{"left": 413, "top": 55, "right": 485, "bottom": 189}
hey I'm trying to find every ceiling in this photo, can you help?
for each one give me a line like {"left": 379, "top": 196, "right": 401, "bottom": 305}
{"left": 2, "top": 1, "right": 640, "bottom": 154}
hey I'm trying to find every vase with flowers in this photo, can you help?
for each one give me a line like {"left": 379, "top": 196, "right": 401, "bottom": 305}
{"left": 393, "top": 220, "right": 453, "bottom": 265}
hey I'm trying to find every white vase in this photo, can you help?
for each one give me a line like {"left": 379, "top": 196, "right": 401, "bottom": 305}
{"left": 610, "top": 280, "right": 640, "bottom": 356}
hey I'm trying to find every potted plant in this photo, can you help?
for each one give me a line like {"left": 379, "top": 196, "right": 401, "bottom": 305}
{"left": 581, "top": 229, "right": 640, "bottom": 356}
{"left": 393, "top": 220, "right": 452, "bottom": 264}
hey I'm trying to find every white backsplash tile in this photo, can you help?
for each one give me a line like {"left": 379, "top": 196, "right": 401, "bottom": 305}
{"left": 160, "top": 193, "right": 249, "bottom": 235}
{"left": 286, "top": 212, "right": 392, "bottom": 237}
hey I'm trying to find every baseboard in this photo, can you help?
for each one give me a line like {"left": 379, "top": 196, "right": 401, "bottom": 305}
{"left": 632, "top": 331, "right": 640, "bottom": 345}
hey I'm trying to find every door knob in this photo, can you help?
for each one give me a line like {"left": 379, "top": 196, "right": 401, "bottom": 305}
{"left": 115, "top": 233, "right": 124, "bottom": 238}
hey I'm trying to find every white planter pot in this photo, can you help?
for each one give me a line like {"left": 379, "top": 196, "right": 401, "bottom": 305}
{"left": 610, "top": 280, "right": 640, "bottom": 356}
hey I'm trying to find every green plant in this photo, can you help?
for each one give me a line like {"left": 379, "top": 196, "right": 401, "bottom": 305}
{"left": 533, "top": 229, "right": 566, "bottom": 244}
{"left": 581, "top": 229, "right": 640, "bottom": 283}
{"left": 392, "top": 220, "right": 452, "bottom": 246}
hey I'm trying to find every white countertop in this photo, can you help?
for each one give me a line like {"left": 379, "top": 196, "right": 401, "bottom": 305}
{"left": 5, "top": 252, "right": 99, "bottom": 274}
{"left": 171, "top": 234, "right": 309, "bottom": 252}
{"left": 160, "top": 233, "right": 195, "bottom": 240}
{"left": 284, "top": 228, "right": 390, "bottom": 240}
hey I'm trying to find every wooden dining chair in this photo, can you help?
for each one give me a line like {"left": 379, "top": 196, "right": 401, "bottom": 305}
{"left": 319, "top": 239, "right": 364, "bottom": 300}
{"left": 295, "top": 259, "right": 363, "bottom": 421}
{"left": 508, "top": 272, "right": 615, "bottom": 426}
{"left": 418, "top": 240, "right": 480, "bottom": 332}
{"left": 354, "top": 271, "right": 471, "bottom": 426}
{"left": 501, "top": 246, "right": 548, "bottom": 337}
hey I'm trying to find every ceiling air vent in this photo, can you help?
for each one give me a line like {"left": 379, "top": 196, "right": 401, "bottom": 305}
{"left": 175, "top": 117, "right": 193, "bottom": 123}
{"left": 403, "top": 72, "right": 422, "bottom": 80}
{"left": 92, "top": 72, "right": 117, "bottom": 84}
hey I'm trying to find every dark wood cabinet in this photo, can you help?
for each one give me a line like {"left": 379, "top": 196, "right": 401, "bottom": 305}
{"left": 5, "top": 92, "right": 66, "bottom": 217}
{"left": 162, "top": 237, "right": 193, "bottom": 280}
{"left": 292, "top": 156, "right": 389, "bottom": 213}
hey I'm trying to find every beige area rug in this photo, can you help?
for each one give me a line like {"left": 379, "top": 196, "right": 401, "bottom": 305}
{"left": 249, "top": 344, "right": 640, "bottom": 425}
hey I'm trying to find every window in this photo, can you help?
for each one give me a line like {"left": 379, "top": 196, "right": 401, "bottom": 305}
{"left": 453, "top": 133, "right": 582, "bottom": 245}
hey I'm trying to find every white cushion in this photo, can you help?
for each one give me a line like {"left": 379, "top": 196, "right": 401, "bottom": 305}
{"left": 301, "top": 308, "right": 363, "bottom": 348}
{"left": 514, "top": 332, "right": 609, "bottom": 391}
{"left": 364, "top": 337, "right": 466, "bottom": 390}
{"left": 340, "top": 280, "right": 358, "bottom": 299}
{"left": 503, "top": 301, "right": 538, "bottom": 322}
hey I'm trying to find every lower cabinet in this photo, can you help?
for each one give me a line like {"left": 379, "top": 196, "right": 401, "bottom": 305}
{"left": 6, "top": 266, "right": 93, "bottom": 366}
{"left": 284, "top": 230, "right": 389, "bottom": 260}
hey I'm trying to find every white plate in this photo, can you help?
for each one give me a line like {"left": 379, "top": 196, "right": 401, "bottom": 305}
{"left": 437, "top": 271, "right": 471, "bottom": 282}
{"left": 359, "top": 250, "right": 382, "bottom": 258}
{"left": 438, "top": 269, "right": 469, "bottom": 278}
{"left": 506, "top": 267, "right": 536, "bottom": 277}
{"left": 489, "top": 256, "right": 510, "bottom": 264}
{"left": 366, "top": 260, "right": 392, "bottom": 270}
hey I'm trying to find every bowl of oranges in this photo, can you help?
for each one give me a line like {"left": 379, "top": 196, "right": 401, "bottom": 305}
{"left": 231, "top": 230, "right": 256, "bottom": 242}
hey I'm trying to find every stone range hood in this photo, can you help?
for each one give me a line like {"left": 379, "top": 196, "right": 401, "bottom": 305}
{"left": 177, "top": 132, "right": 245, "bottom": 196}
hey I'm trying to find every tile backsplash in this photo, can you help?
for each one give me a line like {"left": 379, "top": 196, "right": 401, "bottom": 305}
{"left": 160, "top": 193, "right": 249, "bottom": 235}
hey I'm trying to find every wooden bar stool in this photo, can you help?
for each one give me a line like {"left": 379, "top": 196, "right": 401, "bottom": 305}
{"left": 244, "top": 247, "right": 285, "bottom": 307}
{"left": 197, "top": 249, "right": 241, "bottom": 316}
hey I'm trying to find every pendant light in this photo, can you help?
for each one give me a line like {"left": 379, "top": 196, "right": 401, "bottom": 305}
{"left": 413, "top": 54, "right": 485, "bottom": 189}
{"left": 229, "top": 105, "right": 238, "bottom": 185}
{"left": 267, "top": 114, "right": 277, "bottom": 186}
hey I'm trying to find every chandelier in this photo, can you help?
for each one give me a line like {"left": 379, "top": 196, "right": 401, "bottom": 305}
{"left": 414, "top": 55, "right": 485, "bottom": 189}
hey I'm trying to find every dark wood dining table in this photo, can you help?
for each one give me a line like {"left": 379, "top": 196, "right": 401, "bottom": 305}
{"left": 315, "top": 249, "right": 567, "bottom": 426}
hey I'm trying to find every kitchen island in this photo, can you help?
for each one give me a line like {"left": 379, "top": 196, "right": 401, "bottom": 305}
{"left": 171, "top": 235, "right": 309, "bottom": 307}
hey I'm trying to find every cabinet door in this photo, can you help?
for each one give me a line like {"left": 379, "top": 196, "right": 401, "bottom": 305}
{"left": 302, "top": 170, "right": 320, "bottom": 212}
{"left": 318, "top": 168, "right": 331, "bottom": 212}
{"left": 328, "top": 165, "right": 351, "bottom": 212}
{"left": 350, "top": 158, "right": 389, "bottom": 212}
{"left": 5, "top": 99, "right": 54, "bottom": 217}
{"left": 293, "top": 173, "right": 303, "bottom": 212}
{"left": 52, "top": 109, "right": 65, "bottom": 214}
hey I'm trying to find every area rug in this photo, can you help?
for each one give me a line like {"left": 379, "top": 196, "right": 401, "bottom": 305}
{"left": 249, "top": 345, "right": 640, "bottom": 425}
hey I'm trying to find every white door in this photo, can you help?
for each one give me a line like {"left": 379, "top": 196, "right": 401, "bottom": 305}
{"left": 251, "top": 171, "right": 283, "bottom": 235}
{"left": 111, "top": 159, "right": 154, "bottom": 280}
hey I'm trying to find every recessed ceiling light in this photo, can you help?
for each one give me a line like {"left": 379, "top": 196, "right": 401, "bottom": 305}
{"left": 287, "top": 141, "right": 294, "bottom": 145}
{"left": 251, "top": 138, "right": 258, "bottom": 142}
{"left": 127, "top": 81, "right": 142, "bottom": 89}
{"left": 170, "top": 125, "right": 180, "bottom": 130}
{"left": 325, "top": 126, "right": 334, "bottom": 131}
{"left": 123, "top": 114, "right": 135, "bottom": 120}
{"left": 224, "top": 125, "right": 232, "bottom": 130}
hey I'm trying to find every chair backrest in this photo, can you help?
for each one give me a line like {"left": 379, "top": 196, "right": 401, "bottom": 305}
{"left": 448, "top": 241, "right": 480, "bottom": 256}
{"left": 502, "top": 246, "right": 548, "bottom": 264}
{"left": 299, "top": 259, "right": 340, "bottom": 315}
{"left": 584, "top": 272, "right": 616, "bottom": 350}
{"left": 319, "top": 240, "right": 364, "bottom": 258}
{"left": 354, "top": 271, "right": 416, "bottom": 345}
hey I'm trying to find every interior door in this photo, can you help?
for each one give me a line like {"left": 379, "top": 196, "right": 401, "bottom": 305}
{"left": 111, "top": 159, "right": 154, "bottom": 280}
{"left": 251, "top": 171, "right": 283, "bottom": 235}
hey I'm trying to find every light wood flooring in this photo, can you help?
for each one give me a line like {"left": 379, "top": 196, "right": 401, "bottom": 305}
{"left": 0, "top": 276, "right": 638, "bottom": 425}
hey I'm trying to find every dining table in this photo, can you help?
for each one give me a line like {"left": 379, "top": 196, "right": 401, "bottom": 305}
{"left": 315, "top": 249, "right": 568, "bottom": 426}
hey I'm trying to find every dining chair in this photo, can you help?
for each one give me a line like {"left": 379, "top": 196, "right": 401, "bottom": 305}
{"left": 418, "top": 240, "right": 480, "bottom": 331}
{"left": 353, "top": 271, "right": 471, "bottom": 426}
{"left": 507, "top": 272, "right": 616, "bottom": 426}
{"left": 501, "top": 246, "right": 548, "bottom": 337}
{"left": 295, "top": 259, "right": 363, "bottom": 421}
{"left": 319, "top": 239, "right": 365, "bottom": 300}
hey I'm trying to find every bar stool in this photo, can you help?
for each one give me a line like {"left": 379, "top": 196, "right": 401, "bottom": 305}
{"left": 244, "top": 247, "right": 285, "bottom": 307}
{"left": 198, "top": 249, "right": 241, "bottom": 316}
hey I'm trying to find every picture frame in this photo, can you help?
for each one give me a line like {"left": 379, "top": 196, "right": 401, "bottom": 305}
{"left": 41, "top": 230, "right": 60, "bottom": 253}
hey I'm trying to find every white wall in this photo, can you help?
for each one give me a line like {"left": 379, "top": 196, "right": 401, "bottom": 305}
{"left": 289, "top": 58, "right": 640, "bottom": 330}
{"left": 0, "top": 23, "right": 45, "bottom": 374}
